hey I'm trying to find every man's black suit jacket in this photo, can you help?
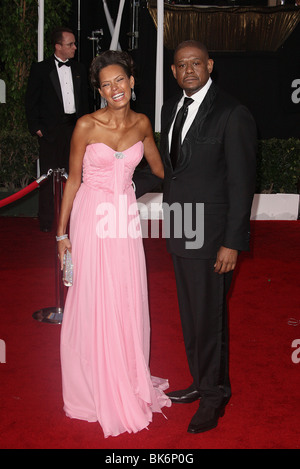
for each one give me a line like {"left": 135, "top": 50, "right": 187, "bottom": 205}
{"left": 160, "top": 83, "right": 257, "bottom": 259}
{"left": 134, "top": 82, "right": 257, "bottom": 259}
{"left": 25, "top": 55, "right": 90, "bottom": 140}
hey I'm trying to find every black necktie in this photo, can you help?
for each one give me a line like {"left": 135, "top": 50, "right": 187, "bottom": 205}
{"left": 170, "top": 97, "right": 193, "bottom": 170}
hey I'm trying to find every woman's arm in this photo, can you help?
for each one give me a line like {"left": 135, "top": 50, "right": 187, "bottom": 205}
{"left": 56, "top": 117, "right": 91, "bottom": 267}
{"left": 142, "top": 116, "right": 164, "bottom": 180}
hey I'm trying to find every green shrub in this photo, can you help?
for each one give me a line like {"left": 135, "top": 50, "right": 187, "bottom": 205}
{"left": 256, "top": 138, "right": 300, "bottom": 194}
{"left": 0, "top": 0, "right": 73, "bottom": 191}
{"left": 0, "top": 131, "right": 39, "bottom": 190}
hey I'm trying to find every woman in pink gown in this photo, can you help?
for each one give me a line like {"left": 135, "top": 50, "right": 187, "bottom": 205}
{"left": 57, "top": 51, "right": 171, "bottom": 438}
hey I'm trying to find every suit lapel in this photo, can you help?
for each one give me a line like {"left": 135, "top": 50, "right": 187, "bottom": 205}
{"left": 49, "top": 56, "right": 63, "bottom": 106}
{"left": 176, "top": 83, "right": 218, "bottom": 173}
{"left": 185, "top": 82, "right": 218, "bottom": 142}
{"left": 163, "top": 84, "right": 218, "bottom": 173}
{"left": 49, "top": 57, "right": 80, "bottom": 114}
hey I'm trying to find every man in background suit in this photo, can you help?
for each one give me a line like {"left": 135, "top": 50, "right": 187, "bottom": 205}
{"left": 136, "top": 40, "right": 256, "bottom": 434}
{"left": 25, "top": 27, "right": 90, "bottom": 232}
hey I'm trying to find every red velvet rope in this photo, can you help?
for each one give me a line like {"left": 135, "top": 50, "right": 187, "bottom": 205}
{"left": 0, "top": 180, "right": 39, "bottom": 208}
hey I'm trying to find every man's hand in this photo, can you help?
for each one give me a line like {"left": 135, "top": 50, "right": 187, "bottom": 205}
{"left": 36, "top": 130, "right": 43, "bottom": 137}
{"left": 214, "top": 246, "right": 238, "bottom": 274}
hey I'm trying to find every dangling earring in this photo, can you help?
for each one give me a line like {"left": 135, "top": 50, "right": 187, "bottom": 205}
{"left": 98, "top": 89, "right": 107, "bottom": 108}
{"left": 131, "top": 88, "right": 136, "bottom": 101}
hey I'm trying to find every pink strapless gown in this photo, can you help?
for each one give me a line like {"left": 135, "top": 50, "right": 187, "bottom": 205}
{"left": 60, "top": 141, "right": 171, "bottom": 438}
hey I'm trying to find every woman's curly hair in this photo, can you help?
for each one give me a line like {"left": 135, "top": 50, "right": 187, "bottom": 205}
{"left": 90, "top": 50, "right": 135, "bottom": 89}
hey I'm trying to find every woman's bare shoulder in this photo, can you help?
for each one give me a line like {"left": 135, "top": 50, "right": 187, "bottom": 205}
{"left": 133, "top": 112, "right": 152, "bottom": 131}
{"left": 76, "top": 112, "right": 101, "bottom": 129}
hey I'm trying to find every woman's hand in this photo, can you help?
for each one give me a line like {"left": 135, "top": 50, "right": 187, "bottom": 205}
{"left": 57, "top": 238, "right": 72, "bottom": 270}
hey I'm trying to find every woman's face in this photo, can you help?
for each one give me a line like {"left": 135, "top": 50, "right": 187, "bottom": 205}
{"left": 98, "top": 64, "right": 134, "bottom": 107}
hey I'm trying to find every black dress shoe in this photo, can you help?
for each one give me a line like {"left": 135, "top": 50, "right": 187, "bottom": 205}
{"left": 187, "top": 401, "right": 225, "bottom": 434}
{"left": 167, "top": 385, "right": 201, "bottom": 404}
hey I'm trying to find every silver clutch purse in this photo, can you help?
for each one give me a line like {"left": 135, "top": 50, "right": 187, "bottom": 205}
{"left": 63, "top": 249, "right": 73, "bottom": 287}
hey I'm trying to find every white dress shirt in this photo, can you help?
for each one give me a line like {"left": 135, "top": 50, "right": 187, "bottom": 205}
{"left": 168, "top": 77, "right": 212, "bottom": 149}
{"left": 54, "top": 55, "right": 76, "bottom": 114}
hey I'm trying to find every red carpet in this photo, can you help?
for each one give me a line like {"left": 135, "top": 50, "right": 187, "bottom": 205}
{"left": 0, "top": 217, "right": 299, "bottom": 449}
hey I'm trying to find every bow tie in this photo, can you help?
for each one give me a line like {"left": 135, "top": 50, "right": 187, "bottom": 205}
{"left": 56, "top": 59, "right": 71, "bottom": 68}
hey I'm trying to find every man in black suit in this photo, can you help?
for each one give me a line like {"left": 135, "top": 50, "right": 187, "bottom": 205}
{"left": 136, "top": 40, "right": 256, "bottom": 433}
{"left": 25, "top": 27, "right": 90, "bottom": 231}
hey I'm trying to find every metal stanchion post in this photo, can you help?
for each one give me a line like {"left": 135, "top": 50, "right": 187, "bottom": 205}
{"left": 33, "top": 168, "right": 68, "bottom": 324}
{"left": 54, "top": 169, "right": 64, "bottom": 313}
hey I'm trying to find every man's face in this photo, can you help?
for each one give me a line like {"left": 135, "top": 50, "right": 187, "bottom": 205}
{"left": 171, "top": 46, "right": 214, "bottom": 96}
{"left": 55, "top": 32, "right": 77, "bottom": 61}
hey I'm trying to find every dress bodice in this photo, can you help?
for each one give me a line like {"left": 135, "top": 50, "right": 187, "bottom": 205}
{"left": 82, "top": 141, "right": 144, "bottom": 194}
